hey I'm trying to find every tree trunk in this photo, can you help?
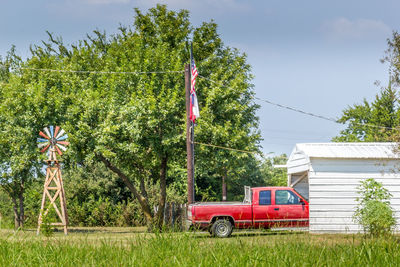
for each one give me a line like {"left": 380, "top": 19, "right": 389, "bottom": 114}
{"left": 155, "top": 155, "right": 168, "bottom": 229}
{"left": 97, "top": 153, "right": 154, "bottom": 224}
{"left": 2, "top": 181, "right": 25, "bottom": 229}
{"left": 18, "top": 191, "right": 24, "bottom": 228}
{"left": 11, "top": 197, "right": 20, "bottom": 229}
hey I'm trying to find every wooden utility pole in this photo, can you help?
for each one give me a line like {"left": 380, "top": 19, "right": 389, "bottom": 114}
{"left": 185, "top": 63, "right": 194, "bottom": 204}
{"left": 222, "top": 175, "right": 227, "bottom": 201}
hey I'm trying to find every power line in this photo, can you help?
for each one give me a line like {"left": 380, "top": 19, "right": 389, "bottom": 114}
{"left": 254, "top": 97, "right": 338, "bottom": 123}
{"left": 19, "top": 68, "right": 261, "bottom": 155}
{"left": 197, "top": 75, "right": 400, "bottom": 131}
{"left": 17, "top": 67, "right": 400, "bottom": 141}
{"left": 255, "top": 96, "right": 400, "bottom": 131}
{"left": 19, "top": 67, "right": 184, "bottom": 75}
{"left": 198, "top": 74, "right": 337, "bottom": 122}
{"left": 17, "top": 67, "right": 400, "bottom": 131}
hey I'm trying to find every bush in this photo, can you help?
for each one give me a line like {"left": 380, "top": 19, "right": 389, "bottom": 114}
{"left": 40, "top": 211, "right": 54, "bottom": 238}
{"left": 2, "top": 161, "right": 187, "bottom": 228}
{"left": 353, "top": 178, "right": 396, "bottom": 237}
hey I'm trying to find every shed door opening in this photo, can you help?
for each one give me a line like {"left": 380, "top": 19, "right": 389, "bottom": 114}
{"left": 289, "top": 172, "right": 309, "bottom": 201}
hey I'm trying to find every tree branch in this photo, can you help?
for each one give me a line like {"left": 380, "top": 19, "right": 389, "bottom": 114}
{"left": 96, "top": 153, "right": 153, "bottom": 222}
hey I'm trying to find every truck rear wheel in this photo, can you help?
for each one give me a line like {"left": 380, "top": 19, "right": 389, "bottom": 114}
{"left": 211, "top": 219, "right": 233, "bottom": 238}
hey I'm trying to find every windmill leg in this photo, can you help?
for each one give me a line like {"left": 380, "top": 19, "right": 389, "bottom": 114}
{"left": 37, "top": 168, "right": 50, "bottom": 235}
{"left": 59, "top": 169, "right": 69, "bottom": 226}
{"left": 59, "top": 188, "right": 68, "bottom": 235}
{"left": 57, "top": 167, "right": 68, "bottom": 235}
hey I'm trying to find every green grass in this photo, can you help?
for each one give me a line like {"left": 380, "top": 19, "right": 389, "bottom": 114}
{"left": 0, "top": 228, "right": 399, "bottom": 266}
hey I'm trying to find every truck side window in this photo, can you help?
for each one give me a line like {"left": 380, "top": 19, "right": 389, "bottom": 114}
{"left": 276, "top": 190, "right": 300, "bottom": 205}
{"left": 259, "top": 190, "right": 271, "bottom": 205}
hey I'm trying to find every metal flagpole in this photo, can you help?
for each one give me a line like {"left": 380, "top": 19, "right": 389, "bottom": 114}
{"left": 190, "top": 43, "right": 195, "bottom": 203}
{"left": 185, "top": 62, "right": 194, "bottom": 204}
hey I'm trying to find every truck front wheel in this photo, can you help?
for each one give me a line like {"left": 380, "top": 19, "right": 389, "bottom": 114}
{"left": 211, "top": 219, "right": 233, "bottom": 238}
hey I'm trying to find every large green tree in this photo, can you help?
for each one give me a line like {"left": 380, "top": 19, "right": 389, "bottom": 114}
{"left": 0, "top": 48, "right": 46, "bottom": 228}
{"left": 0, "top": 5, "right": 261, "bottom": 228}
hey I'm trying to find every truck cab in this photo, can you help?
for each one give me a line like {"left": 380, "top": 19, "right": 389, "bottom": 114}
{"left": 251, "top": 187, "right": 309, "bottom": 228}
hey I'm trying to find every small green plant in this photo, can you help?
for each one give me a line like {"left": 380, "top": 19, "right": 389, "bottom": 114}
{"left": 353, "top": 178, "right": 396, "bottom": 237}
{"left": 40, "top": 211, "right": 54, "bottom": 238}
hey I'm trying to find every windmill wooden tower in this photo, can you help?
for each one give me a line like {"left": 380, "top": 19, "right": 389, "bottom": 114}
{"left": 36, "top": 126, "right": 69, "bottom": 235}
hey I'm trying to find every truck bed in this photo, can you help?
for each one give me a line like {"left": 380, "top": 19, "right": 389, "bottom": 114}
{"left": 192, "top": 202, "right": 250, "bottom": 206}
{"left": 192, "top": 202, "right": 252, "bottom": 227}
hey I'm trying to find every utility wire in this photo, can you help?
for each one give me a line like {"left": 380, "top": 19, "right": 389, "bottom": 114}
{"left": 255, "top": 97, "right": 399, "bottom": 131}
{"left": 20, "top": 67, "right": 184, "bottom": 75}
{"left": 19, "top": 67, "right": 260, "bottom": 155}
{"left": 17, "top": 67, "right": 400, "bottom": 147}
{"left": 16, "top": 69, "right": 399, "bottom": 131}
{"left": 254, "top": 97, "right": 337, "bottom": 123}
{"left": 197, "top": 75, "right": 400, "bottom": 131}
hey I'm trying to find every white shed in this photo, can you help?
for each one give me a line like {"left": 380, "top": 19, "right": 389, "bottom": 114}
{"left": 287, "top": 142, "right": 400, "bottom": 233}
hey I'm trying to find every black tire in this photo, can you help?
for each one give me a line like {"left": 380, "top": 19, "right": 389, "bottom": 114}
{"left": 211, "top": 219, "right": 233, "bottom": 238}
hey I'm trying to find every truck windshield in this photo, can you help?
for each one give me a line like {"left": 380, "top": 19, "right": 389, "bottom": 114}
{"left": 276, "top": 190, "right": 301, "bottom": 205}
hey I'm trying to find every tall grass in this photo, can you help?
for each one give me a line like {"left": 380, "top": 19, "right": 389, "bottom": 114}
{"left": 0, "top": 231, "right": 399, "bottom": 266}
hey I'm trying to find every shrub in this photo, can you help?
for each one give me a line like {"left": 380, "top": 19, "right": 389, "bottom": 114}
{"left": 353, "top": 178, "right": 396, "bottom": 237}
{"left": 40, "top": 211, "right": 54, "bottom": 238}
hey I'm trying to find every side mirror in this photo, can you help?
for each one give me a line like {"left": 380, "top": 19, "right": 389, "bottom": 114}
{"left": 300, "top": 199, "right": 305, "bottom": 205}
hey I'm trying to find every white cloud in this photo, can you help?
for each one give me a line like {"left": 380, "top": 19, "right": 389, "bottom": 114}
{"left": 322, "top": 17, "right": 391, "bottom": 41}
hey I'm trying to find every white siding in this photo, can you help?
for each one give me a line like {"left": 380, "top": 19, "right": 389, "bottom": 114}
{"left": 308, "top": 158, "right": 400, "bottom": 233}
{"left": 287, "top": 150, "right": 310, "bottom": 174}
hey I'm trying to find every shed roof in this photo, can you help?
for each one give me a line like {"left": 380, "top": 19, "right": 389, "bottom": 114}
{"left": 287, "top": 142, "right": 400, "bottom": 174}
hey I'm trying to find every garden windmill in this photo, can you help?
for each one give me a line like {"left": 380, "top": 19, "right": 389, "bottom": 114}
{"left": 36, "top": 126, "right": 69, "bottom": 235}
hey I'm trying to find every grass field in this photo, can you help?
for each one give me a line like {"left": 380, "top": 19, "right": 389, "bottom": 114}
{"left": 0, "top": 227, "right": 399, "bottom": 266}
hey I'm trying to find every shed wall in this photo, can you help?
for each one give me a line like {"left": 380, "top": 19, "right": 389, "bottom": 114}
{"left": 309, "top": 158, "right": 400, "bottom": 233}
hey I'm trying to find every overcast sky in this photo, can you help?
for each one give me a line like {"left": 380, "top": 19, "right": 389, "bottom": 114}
{"left": 1, "top": 0, "right": 398, "bottom": 156}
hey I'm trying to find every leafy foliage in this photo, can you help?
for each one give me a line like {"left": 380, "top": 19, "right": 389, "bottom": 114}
{"left": 333, "top": 85, "right": 400, "bottom": 142}
{"left": 260, "top": 154, "right": 288, "bottom": 186}
{"left": 353, "top": 178, "right": 396, "bottom": 237}
{"left": 0, "top": 47, "right": 43, "bottom": 228}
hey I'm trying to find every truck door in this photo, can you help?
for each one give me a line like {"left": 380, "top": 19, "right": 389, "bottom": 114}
{"left": 252, "top": 190, "right": 275, "bottom": 228}
{"left": 272, "top": 189, "right": 308, "bottom": 227}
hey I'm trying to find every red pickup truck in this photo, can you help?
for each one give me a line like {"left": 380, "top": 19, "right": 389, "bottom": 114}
{"left": 187, "top": 186, "right": 309, "bottom": 237}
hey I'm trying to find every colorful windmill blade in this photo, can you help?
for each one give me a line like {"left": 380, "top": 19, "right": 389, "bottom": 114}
{"left": 37, "top": 126, "right": 69, "bottom": 155}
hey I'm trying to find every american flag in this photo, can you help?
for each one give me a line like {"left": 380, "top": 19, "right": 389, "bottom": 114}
{"left": 190, "top": 58, "right": 200, "bottom": 122}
